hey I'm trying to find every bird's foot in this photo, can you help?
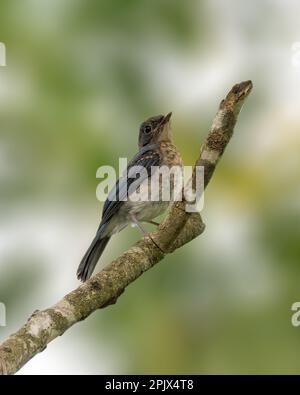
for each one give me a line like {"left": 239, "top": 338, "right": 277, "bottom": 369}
{"left": 144, "top": 220, "right": 160, "bottom": 227}
{"left": 130, "top": 214, "right": 165, "bottom": 254}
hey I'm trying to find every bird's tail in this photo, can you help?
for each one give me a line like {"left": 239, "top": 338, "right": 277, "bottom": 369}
{"left": 77, "top": 235, "right": 110, "bottom": 282}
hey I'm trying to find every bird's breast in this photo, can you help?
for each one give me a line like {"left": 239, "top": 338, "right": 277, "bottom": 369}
{"left": 118, "top": 142, "right": 183, "bottom": 223}
{"left": 159, "top": 142, "right": 183, "bottom": 167}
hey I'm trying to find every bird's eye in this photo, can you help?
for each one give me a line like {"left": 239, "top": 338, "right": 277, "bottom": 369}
{"left": 144, "top": 125, "right": 152, "bottom": 134}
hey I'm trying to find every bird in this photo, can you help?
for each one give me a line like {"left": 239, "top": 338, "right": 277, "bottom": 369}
{"left": 77, "top": 112, "right": 182, "bottom": 282}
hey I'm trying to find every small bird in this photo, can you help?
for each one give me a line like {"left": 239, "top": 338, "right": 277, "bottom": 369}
{"left": 77, "top": 112, "right": 182, "bottom": 281}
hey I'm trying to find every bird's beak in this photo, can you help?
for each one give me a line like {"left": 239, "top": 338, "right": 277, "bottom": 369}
{"left": 162, "top": 112, "right": 172, "bottom": 125}
{"left": 156, "top": 112, "right": 173, "bottom": 142}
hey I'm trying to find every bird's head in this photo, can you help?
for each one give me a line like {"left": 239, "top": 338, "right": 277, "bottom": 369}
{"left": 138, "top": 112, "right": 172, "bottom": 148}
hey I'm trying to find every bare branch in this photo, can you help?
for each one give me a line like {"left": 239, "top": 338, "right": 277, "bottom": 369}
{"left": 0, "top": 80, "right": 252, "bottom": 375}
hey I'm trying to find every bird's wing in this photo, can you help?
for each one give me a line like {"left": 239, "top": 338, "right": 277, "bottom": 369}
{"left": 98, "top": 144, "right": 161, "bottom": 230}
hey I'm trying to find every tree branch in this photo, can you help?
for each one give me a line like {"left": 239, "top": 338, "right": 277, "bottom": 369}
{"left": 0, "top": 80, "right": 253, "bottom": 375}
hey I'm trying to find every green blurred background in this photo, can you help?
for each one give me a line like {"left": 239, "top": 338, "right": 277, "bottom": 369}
{"left": 0, "top": 0, "right": 300, "bottom": 374}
